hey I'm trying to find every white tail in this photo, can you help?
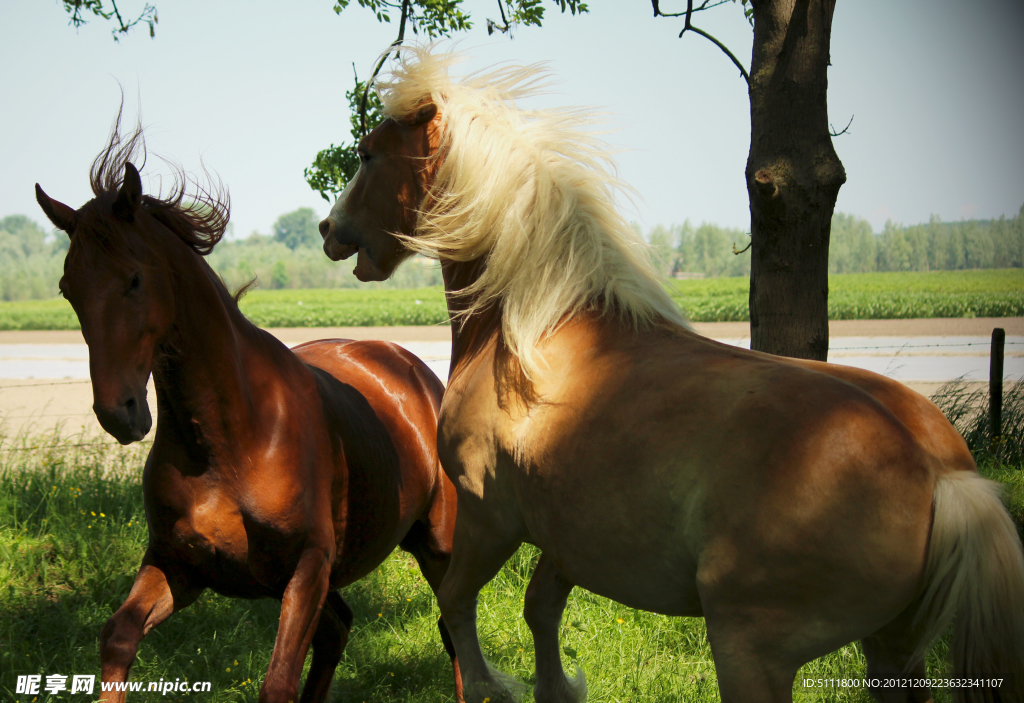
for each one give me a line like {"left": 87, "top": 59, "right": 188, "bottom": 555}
{"left": 914, "top": 471, "right": 1024, "bottom": 703}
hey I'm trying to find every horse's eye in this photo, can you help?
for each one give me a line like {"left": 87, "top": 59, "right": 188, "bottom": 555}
{"left": 358, "top": 149, "right": 371, "bottom": 164}
{"left": 128, "top": 273, "right": 142, "bottom": 291}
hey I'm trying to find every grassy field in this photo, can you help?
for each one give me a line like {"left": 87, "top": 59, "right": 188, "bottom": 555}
{"left": 1, "top": 416, "right": 1020, "bottom": 702}
{"left": 1, "top": 270, "right": 1020, "bottom": 330}
{"left": 670, "top": 269, "right": 1024, "bottom": 322}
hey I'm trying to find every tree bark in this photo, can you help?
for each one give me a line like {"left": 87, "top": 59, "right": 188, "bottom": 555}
{"left": 747, "top": 0, "right": 845, "bottom": 360}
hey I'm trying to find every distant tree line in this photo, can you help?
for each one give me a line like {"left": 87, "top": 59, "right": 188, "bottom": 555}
{"left": 644, "top": 204, "right": 1024, "bottom": 278}
{"left": 207, "top": 207, "right": 443, "bottom": 292}
{"left": 0, "top": 208, "right": 442, "bottom": 302}
{"left": 828, "top": 207, "right": 1024, "bottom": 274}
{"left": 2, "top": 206, "right": 1020, "bottom": 301}
{"left": 646, "top": 221, "right": 752, "bottom": 278}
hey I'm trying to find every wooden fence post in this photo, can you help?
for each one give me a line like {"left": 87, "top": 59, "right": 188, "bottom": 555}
{"left": 990, "top": 327, "right": 1005, "bottom": 446}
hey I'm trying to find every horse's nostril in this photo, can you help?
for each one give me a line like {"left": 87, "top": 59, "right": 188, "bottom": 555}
{"left": 125, "top": 398, "right": 136, "bottom": 410}
{"left": 319, "top": 219, "right": 331, "bottom": 239}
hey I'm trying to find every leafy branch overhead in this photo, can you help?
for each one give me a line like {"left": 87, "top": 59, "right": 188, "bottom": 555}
{"left": 61, "top": 0, "right": 158, "bottom": 39}
{"left": 305, "top": 71, "right": 387, "bottom": 202}
{"left": 487, "top": 0, "right": 588, "bottom": 36}
{"left": 305, "top": 0, "right": 589, "bottom": 201}
{"left": 333, "top": 0, "right": 472, "bottom": 39}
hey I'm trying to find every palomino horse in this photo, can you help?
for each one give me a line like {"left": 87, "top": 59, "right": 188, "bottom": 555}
{"left": 35, "top": 121, "right": 461, "bottom": 703}
{"left": 319, "top": 47, "right": 1024, "bottom": 703}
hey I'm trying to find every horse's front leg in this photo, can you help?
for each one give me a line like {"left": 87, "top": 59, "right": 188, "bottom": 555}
{"left": 260, "top": 545, "right": 331, "bottom": 703}
{"left": 436, "top": 507, "right": 524, "bottom": 703}
{"left": 524, "top": 553, "right": 585, "bottom": 703}
{"left": 100, "top": 551, "right": 201, "bottom": 703}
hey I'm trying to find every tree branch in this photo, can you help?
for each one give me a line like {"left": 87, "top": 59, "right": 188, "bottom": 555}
{"left": 105, "top": 0, "right": 157, "bottom": 39}
{"left": 359, "top": 0, "right": 410, "bottom": 136}
{"left": 488, "top": 0, "right": 511, "bottom": 35}
{"left": 654, "top": 0, "right": 749, "bottom": 85}
{"left": 680, "top": 0, "right": 749, "bottom": 85}
{"left": 829, "top": 114, "right": 854, "bottom": 137}
{"left": 63, "top": 0, "right": 157, "bottom": 40}
{"left": 653, "top": 0, "right": 731, "bottom": 18}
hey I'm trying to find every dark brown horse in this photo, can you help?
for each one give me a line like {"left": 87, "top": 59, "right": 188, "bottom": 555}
{"left": 35, "top": 122, "right": 461, "bottom": 703}
{"left": 319, "top": 47, "right": 1024, "bottom": 703}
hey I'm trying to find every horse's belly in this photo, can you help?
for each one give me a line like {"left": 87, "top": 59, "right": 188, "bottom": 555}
{"left": 562, "top": 554, "right": 703, "bottom": 617}
{"left": 513, "top": 463, "right": 704, "bottom": 616}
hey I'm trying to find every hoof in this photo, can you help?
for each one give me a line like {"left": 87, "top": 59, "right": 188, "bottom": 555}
{"left": 534, "top": 662, "right": 587, "bottom": 703}
{"left": 464, "top": 665, "right": 528, "bottom": 703}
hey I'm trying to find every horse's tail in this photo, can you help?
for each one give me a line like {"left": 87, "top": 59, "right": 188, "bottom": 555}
{"left": 914, "top": 470, "right": 1024, "bottom": 703}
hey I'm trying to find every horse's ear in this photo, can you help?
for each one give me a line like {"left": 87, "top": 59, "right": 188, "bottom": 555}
{"left": 35, "top": 184, "right": 78, "bottom": 234}
{"left": 406, "top": 103, "right": 437, "bottom": 127}
{"left": 112, "top": 162, "right": 143, "bottom": 223}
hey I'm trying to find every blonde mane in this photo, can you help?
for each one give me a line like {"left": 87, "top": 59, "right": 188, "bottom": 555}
{"left": 377, "top": 46, "right": 689, "bottom": 377}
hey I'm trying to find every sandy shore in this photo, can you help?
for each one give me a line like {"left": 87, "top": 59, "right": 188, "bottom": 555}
{"left": 2, "top": 318, "right": 1016, "bottom": 440}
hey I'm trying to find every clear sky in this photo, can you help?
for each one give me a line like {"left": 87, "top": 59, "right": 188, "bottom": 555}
{"left": 2, "top": 0, "right": 1022, "bottom": 239}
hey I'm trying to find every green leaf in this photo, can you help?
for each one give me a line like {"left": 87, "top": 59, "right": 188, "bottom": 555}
{"left": 304, "top": 144, "right": 359, "bottom": 202}
{"left": 311, "top": 0, "right": 586, "bottom": 198}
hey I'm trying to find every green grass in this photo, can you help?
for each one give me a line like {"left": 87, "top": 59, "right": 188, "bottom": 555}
{"left": 238, "top": 288, "right": 450, "bottom": 328}
{"left": 2, "top": 423, "right": 1019, "bottom": 702}
{"left": 669, "top": 269, "right": 1024, "bottom": 322}
{"left": 2, "top": 270, "right": 1020, "bottom": 330}
{"left": 0, "top": 299, "right": 80, "bottom": 331}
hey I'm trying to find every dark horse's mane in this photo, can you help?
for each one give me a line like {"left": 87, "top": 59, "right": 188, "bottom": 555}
{"left": 89, "top": 109, "right": 231, "bottom": 257}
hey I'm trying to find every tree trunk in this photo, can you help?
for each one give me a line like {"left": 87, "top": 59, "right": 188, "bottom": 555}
{"left": 747, "top": 0, "right": 845, "bottom": 360}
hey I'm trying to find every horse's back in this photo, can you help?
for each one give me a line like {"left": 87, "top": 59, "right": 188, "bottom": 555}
{"left": 294, "top": 338, "right": 443, "bottom": 406}
{"left": 288, "top": 338, "right": 448, "bottom": 585}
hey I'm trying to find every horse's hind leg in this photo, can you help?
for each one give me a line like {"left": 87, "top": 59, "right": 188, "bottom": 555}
{"left": 299, "top": 592, "right": 354, "bottom": 703}
{"left": 402, "top": 520, "right": 464, "bottom": 702}
{"left": 702, "top": 608, "right": 799, "bottom": 703}
{"left": 524, "top": 553, "right": 586, "bottom": 703}
{"left": 100, "top": 552, "right": 200, "bottom": 703}
{"left": 436, "top": 512, "right": 525, "bottom": 703}
{"left": 861, "top": 608, "right": 932, "bottom": 703}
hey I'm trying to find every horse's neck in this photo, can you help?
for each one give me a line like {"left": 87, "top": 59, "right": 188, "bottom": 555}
{"left": 153, "top": 245, "right": 262, "bottom": 445}
{"left": 441, "top": 257, "right": 501, "bottom": 369}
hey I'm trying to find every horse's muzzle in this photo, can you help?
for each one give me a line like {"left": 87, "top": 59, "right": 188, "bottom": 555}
{"left": 93, "top": 391, "right": 152, "bottom": 445}
{"left": 320, "top": 217, "right": 359, "bottom": 262}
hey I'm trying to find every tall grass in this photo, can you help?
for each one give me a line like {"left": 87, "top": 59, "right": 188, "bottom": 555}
{"left": 930, "top": 379, "right": 1024, "bottom": 542}
{"left": 930, "top": 379, "right": 1024, "bottom": 466}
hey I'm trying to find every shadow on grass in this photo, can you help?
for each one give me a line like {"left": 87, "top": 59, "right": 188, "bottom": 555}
{"left": 0, "top": 430, "right": 460, "bottom": 702}
{"left": 2, "top": 545, "right": 463, "bottom": 702}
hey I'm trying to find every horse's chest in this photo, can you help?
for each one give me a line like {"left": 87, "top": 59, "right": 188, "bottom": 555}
{"left": 153, "top": 489, "right": 240, "bottom": 560}
{"left": 148, "top": 488, "right": 270, "bottom": 594}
